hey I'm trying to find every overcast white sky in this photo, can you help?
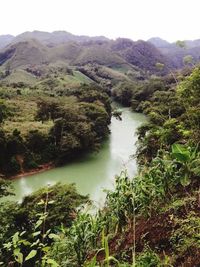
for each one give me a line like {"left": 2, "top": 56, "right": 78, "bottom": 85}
{"left": 0, "top": 0, "right": 199, "bottom": 42}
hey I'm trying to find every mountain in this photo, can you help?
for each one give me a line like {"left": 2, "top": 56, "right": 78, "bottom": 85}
{"left": 0, "top": 34, "right": 170, "bottom": 76}
{"left": 0, "top": 35, "right": 15, "bottom": 49}
{"left": 1, "top": 31, "right": 200, "bottom": 86}
{"left": 184, "top": 39, "right": 200, "bottom": 48}
{"left": 0, "top": 39, "right": 49, "bottom": 69}
{"left": 112, "top": 38, "right": 169, "bottom": 72}
{"left": 13, "top": 30, "right": 109, "bottom": 47}
{"left": 148, "top": 37, "right": 171, "bottom": 48}
{"left": 148, "top": 37, "right": 200, "bottom": 68}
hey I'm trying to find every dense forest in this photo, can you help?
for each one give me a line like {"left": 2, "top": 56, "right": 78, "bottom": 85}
{"left": 0, "top": 83, "right": 111, "bottom": 176}
{"left": 0, "top": 31, "right": 199, "bottom": 266}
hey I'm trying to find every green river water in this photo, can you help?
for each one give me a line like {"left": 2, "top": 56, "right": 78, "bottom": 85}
{"left": 10, "top": 107, "right": 146, "bottom": 207}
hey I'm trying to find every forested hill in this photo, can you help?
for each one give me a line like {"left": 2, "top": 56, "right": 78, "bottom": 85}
{"left": 0, "top": 31, "right": 200, "bottom": 74}
{"left": 148, "top": 36, "right": 200, "bottom": 68}
{"left": 0, "top": 31, "right": 168, "bottom": 79}
{"left": 0, "top": 31, "right": 187, "bottom": 85}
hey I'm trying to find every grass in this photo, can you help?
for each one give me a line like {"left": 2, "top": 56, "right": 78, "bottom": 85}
{"left": 73, "top": 71, "right": 93, "bottom": 83}
{"left": 100, "top": 66, "right": 130, "bottom": 81}
{"left": 3, "top": 97, "right": 53, "bottom": 136}
{"left": 3, "top": 69, "right": 37, "bottom": 85}
{"left": 34, "top": 71, "right": 92, "bottom": 92}
{"left": 3, "top": 121, "right": 53, "bottom": 136}
{"left": 111, "top": 66, "right": 132, "bottom": 74}
{"left": 73, "top": 45, "right": 126, "bottom": 66}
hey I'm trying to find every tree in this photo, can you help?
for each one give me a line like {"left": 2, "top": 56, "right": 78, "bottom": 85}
{"left": 0, "top": 178, "right": 14, "bottom": 197}
{"left": 183, "top": 55, "right": 194, "bottom": 66}
{"left": 176, "top": 40, "right": 186, "bottom": 49}
{"left": 155, "top": 62, "right": 178, "bottom": 85}
{"left": 0, "top": 99, "right": 9, "bottom": 124}
{"left": 20, "top": 183, "right": 89, "bottom": 229}
{"left": 155, "top": 62, "right": 164, "bottom": 71}
{"left": 36, "top": 98, "right": 60, "bottom": 122}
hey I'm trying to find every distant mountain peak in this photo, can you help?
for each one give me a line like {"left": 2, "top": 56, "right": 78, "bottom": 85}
{"left": 148, "top": 37, "right": 171, "bottom": 48}
{"left": 0, "top": 34, "right": 15, "bottom": 49}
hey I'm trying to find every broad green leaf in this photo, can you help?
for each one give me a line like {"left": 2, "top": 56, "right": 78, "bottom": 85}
{"left": 20, "top": 231, "right": 26, "bottom": 236}
{"left": 172, "top": 144, "right": 190, "bottom": 162}
{"left": 3, "top": 242, "right": 12, "bottom": 249}
{"left": 12, "top": 232, "right": 19, "bottom": 245}
{"left": 14, "top": 248, "right": 20, "bottom": 257}
{"left": 172, "top": 153, "right": 189, "bottom": 162}
{"left": 46, "top": 229, "right": 51, "bottom": 234}
{"left": 35, "top": 219, "right": 43, "bottom": 229}
{"left": 21, "top": 240, "right": 31, "bottom": 246}
{"left": 32, "top": 231, "right": 41, "bottom": 237}
{"left": 25, "top": 250, "right": 37, "bottom": 261}
{"left": 42, "top": 246, "right": 50, "bottom": 252}
{"left": 30, "top": 239, "right": 40, "bottom": 247}
{"left": 37, "top": 199, "right": 45, "bottom": 205}
{"left": 15, "top": 252, "right": 23, "bottom": 264}
{"left": 46, "top": 259, "right": 59, "bottom": 266}
{"left": 48, "top": 233, "right": 60, "bottom": 240}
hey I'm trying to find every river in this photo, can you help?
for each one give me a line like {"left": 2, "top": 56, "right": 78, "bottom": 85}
{"left": 9, "top": 107, "right": 146, "bottom": 207}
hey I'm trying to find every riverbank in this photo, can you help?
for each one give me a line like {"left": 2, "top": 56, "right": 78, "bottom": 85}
{"left": 10, "top": 109, "right": 147, "bottom": 203}
{"left": 10, "top": 162, "right": 54, "bottom": 180}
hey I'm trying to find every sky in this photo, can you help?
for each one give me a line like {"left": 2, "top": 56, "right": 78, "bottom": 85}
{"left": 0, "top": 0, "right": 199, "bottom": 42}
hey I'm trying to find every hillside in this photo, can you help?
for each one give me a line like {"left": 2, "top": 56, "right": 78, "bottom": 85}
{"left": 0, "top": 39, "right": 49, "bottom": 69}
{"left": 14, "top": 30, "right": 109, "bottom": 46}
{"left": 148, "top": 37, "right": 171, "bottom": 47}
{"left": 0, "top": 30, "right": 109, "bottom": 50}
{"left": 0, "top": 31, "right": 175, "bottom": 87}
{"left": 111, "top": 38, "right": 169, "bottom": 72}
{"left": 1, "top": 31, "right": 200, "bottom": 74}
{"left": 148, "top": 37, "right": 200, "bottom": 68}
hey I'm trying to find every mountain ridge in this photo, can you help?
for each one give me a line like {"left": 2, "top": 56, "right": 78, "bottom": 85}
{"left": 1, "top": 31, "right": 200, "bottom": 86}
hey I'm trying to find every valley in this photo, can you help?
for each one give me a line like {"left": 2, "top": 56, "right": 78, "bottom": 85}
{"left": 0, "top": 30, "right": 199, "bottom": 267}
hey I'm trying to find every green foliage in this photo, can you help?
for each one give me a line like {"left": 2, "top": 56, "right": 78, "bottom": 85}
{"left": 170, "top": 212, "right": 200, "bottom": 260}
{"left": 116, "top": 145, "right": 200, "bottom": 216}
{"left": 1, "top": 51, "right": 200, "bottom": 267}
{"left": 104, "top": 171, "right": 135, "bottom": 232}
{"left": 0, "top": 178, "right": 13, "bottom": 197}
{"left": 3, "top": 191, "right": 60, "bottom": 267}
{"left": 171, "top": 144, "right": 200, "bottom": 185}
{"left": 0, "top": 83, "right": 111, "bottom": 176}
{"left": 136, "top": 67, "right": 200, "bottom": 163}
{"left": 0, "top": 183, "right": 88, "bottom": 265}
{"left": 35, "top": 98, "right": 60, "bottom": 122}
{"left": 112, "top": 78, "right": 165, "bottom": 112}
{"left": 66, "top": 213, "right": 98, "bottom": 266}
{"left": 183, "top": 55, "right": 194, "bottom": 66}
{"left": 21, "top": 183, "right": 89, "bottom": 229}
{"left": 155, "top": 62, "right": 165, "bottom": 71}
{"left": 0, "top": 99, "right": 10, "bottom": 123}
{"left": 136, "top": 248, "right": 172, "bottom": 267}
{"left": 176, "top": 40, "right": 186, "bottom": 49}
